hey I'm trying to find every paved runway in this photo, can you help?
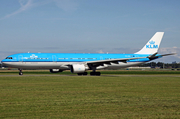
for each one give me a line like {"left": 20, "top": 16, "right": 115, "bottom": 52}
{"left": 1, "top": 74, "right": 180, "bottom": 77}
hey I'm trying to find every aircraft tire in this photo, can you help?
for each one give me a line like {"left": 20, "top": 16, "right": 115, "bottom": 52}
{"left": 83, "top": 72, "right": 88, "bottom": 75}
{"left": 90, "top": 72, "right": 101, "bottom": 76}
{"left": 77, "top": 72, "right": 88, "bottom": 76}
{"left": 96, "top": 72, "right": 101, "bottom": 76}
{"left": 90, "top": 72, "right": 95, "bottom": 76}
{"left": 19, "top": 72, "right": 23, "bottom": 75}
{"left": 77, "top": 73, "right": 83, "bottom": 75}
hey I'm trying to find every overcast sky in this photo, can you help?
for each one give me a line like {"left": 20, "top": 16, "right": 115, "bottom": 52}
{"left": 0, "top": 0, "right": 180, "bottom": 62}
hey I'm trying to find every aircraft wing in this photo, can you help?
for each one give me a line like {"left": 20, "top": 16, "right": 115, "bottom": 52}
{"left": 86, "top": 57, "right": 147, "bottom": 67}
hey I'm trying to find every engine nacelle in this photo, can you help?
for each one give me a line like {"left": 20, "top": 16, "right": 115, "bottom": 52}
{"left": 70, "top": 64, "right": 86, "bottom": 73}
{"left": 50, "top": 69, "right": 63, "bottom": 73}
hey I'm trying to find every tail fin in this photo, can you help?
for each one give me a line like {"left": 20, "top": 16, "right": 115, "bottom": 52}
{"left": 135, "top": 32, "right": 164, "bottom": 54}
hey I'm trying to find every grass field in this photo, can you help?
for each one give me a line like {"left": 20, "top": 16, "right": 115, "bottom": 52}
{"left": 0, "top": 71, "right": 180, "bottom": 118}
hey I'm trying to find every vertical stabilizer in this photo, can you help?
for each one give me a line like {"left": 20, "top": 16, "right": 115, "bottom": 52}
{"left": 135, "top": 32, "right": 164, "bottom": 54}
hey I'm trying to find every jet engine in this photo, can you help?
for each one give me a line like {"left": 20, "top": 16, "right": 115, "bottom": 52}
{"left": 50, "top": 69, "right": 63, "bottom": 73}
{"left": 70, "top": 64, "right": 86, "bottom": 73}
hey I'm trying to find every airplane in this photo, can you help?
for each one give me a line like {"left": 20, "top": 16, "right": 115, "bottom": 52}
{"left": 1, "top": 32, "right": 175, "bottom": 76}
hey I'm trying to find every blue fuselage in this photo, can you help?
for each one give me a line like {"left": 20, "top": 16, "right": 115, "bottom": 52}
{"left": 2, "top": 53, "right": 152, "bottom": 63}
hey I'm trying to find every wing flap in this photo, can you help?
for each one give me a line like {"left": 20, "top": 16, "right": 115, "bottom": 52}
{"left": 86, "top": 57, "right": 147, "bottom": 66}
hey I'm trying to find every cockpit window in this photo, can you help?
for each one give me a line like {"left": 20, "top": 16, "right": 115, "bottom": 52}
{"left": 6, "top": 57, "right": 13, "bottom": 59}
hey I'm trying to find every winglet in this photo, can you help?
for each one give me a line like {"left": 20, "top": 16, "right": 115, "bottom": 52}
{"left": 135, "top": 32, "right": 164, "bottom": 54}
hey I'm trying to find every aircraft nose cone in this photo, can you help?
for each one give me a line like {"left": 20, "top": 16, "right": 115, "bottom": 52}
{"left": 1, "top": 60, "right": 8, "bottom": 66}
{"left": 1, "top": 61, "right": 5, "bottom": 66}
{"left": 1, "top": 60, "right": 4, "bottom": 64}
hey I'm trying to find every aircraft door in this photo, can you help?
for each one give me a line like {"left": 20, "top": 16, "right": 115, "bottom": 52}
{"left": 18, "top": 55, "right": 23, "bottom": 62}
{"left": 100, "top": 56, "right": 103, "bottom": 60}
{"left": 52, "top": 55, "right": 57, "bottom": 62}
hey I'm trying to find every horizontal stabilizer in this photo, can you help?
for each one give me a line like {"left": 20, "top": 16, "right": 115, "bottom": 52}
{"left": 148, "top": 53, "right": 176, "bottom": 60}
{"left": 160, "top": 53, "right": 176, "bottom": 57}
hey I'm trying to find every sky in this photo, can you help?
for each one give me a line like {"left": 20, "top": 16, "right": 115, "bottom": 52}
{"left": 0, "top": 0, "right": 180, "bottom": 63}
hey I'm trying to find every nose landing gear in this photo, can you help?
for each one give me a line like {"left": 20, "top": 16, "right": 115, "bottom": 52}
{"left": 18, "top": 69, "right": 23, "bottom": 75}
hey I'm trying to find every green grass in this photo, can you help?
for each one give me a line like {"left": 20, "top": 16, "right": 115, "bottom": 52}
{"left": 0, "top": 75, "right": 180, "bottom": 118}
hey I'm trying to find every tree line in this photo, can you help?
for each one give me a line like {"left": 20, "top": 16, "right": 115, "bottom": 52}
{"left": 139, "top": 62, "right": 180, "bottom": 69}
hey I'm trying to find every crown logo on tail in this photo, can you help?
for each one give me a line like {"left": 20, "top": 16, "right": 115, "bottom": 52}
{"left": 146, "top": 41, "right": 158, "bottom": 49}
{"left": 149, "top": 41, "right": 155, "bottom": 44}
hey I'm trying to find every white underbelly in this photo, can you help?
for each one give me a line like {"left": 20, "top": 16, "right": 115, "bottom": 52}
{"left": 2, "top": 62, "right": 69, "bottom": 69}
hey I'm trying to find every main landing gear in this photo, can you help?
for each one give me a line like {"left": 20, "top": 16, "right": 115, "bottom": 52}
{"left": 89, "top": 67, "right": 101, "bottom": 76}
{"left": 18, "top": 69, "right": 23, "bottom": 75}
{"left": 77, "top": 72, "right": 88, "bottom": 76}
{"left": 77, "top": 72, "right": 101, "bottom": 76}
{"left": 90, "top": 72, "right": 101, "bottom": 76}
